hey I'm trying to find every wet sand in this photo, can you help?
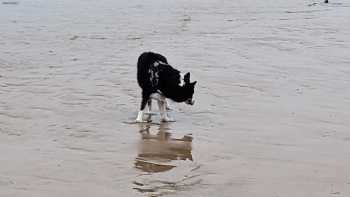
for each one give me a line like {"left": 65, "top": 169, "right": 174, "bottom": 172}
{"left": 1, "top": 0, "right": 350, "bottom": 196}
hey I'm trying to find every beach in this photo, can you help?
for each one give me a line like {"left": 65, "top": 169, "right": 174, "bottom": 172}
{"left": 1, "top": 0, "right": 350, "bottom": 196}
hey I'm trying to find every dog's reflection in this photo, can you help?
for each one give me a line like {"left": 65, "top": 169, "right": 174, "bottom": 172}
{"left": 135, "top": 123, "right": 193, "bottom": 173}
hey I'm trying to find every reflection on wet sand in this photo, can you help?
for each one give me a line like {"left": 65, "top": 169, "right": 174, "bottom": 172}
{"left": 135, "top": 123, "right": 193, "bottom": 173}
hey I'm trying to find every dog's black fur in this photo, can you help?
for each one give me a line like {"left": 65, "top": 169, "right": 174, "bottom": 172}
{"left": 137, "top": 52, "right": 196, "bottom": 111}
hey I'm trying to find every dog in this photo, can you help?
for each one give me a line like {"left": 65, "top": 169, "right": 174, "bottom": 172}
{"left": 136, "top": 52, "right": 197, "bottom": 122}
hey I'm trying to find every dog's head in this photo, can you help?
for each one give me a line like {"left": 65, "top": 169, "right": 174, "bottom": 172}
{"left": 157, "top": 65, "right": 197, "bottom": 105}
{"left": 183, "top": 72, "right": 197, "bottom": 105}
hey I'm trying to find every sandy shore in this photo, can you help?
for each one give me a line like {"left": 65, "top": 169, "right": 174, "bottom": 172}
{"left": 1, "top": 0, "right": 350, "bottom": 196}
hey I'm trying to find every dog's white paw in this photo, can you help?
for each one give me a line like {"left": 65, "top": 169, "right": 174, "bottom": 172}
{"left": 135, "top": 119, "right": 151, "bottom": 123}
{"left": 136, "top": 110, "right": 152, "bottom": 123}
{"left": 161, "top": 117, "right": 175, "bottom": 122}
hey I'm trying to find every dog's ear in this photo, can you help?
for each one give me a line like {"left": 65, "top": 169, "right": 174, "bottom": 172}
{"left": 184, "top": 72, "right": 190, "bottom": 84}
{"left": 191, "top": 81, "right": 197, "bottom": 86}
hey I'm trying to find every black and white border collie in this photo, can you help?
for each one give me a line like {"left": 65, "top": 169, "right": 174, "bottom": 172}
{"left": 136, "top": 52, "right": 197, "bottom": 122}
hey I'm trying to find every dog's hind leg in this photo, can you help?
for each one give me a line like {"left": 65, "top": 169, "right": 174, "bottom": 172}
{"left": 145, "top": 99, "right": 152, "bottom": 121}
{"left": 157, "top": 96, "right": 174, "bottom": 122}
{"left": 147, "top": 99, "right": 152, "bottom": 112}
{"left": 165, "top": 99, "right": 173, "bottom": 111}
{"left": 136, "top": 92, "right": 151, "bottom": 122}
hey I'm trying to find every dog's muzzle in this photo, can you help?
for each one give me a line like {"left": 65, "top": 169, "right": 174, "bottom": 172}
{"left": 185, "top": 99, "right": 195, "bottom": 105}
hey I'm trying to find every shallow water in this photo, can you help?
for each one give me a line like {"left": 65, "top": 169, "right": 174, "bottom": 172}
{"left": 1, "top": 0, "right": 350, "bottom": 196}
